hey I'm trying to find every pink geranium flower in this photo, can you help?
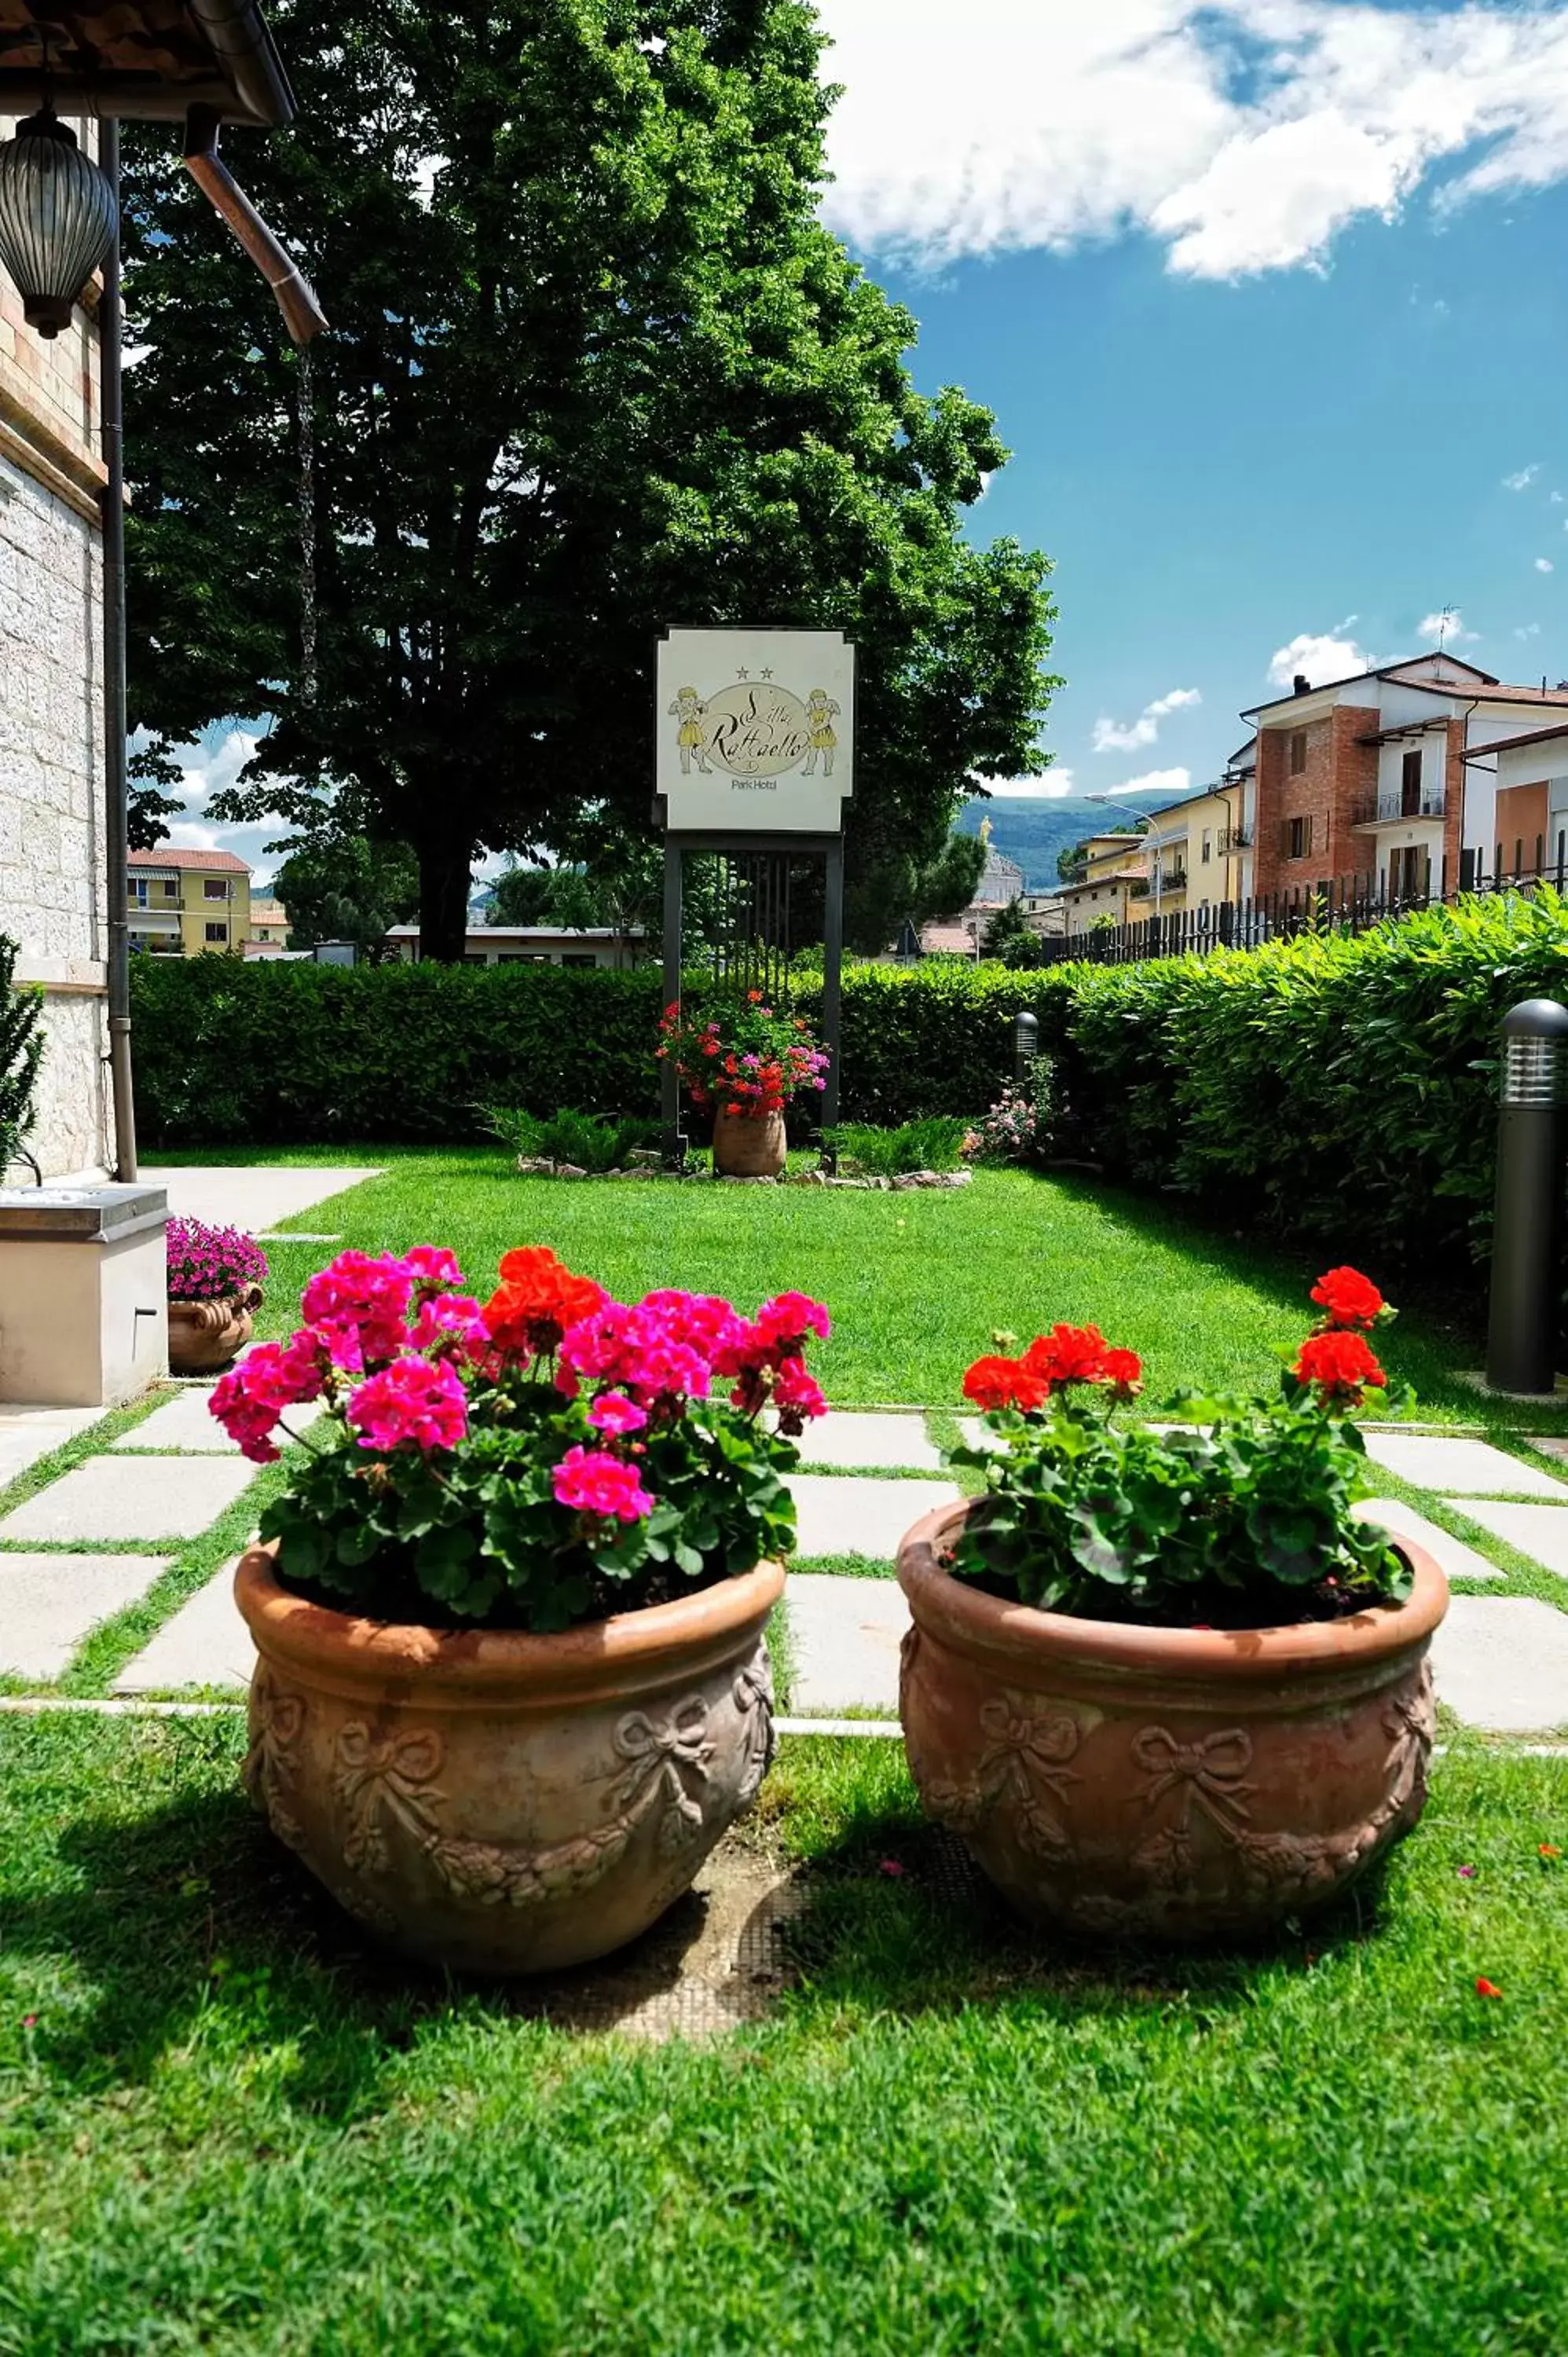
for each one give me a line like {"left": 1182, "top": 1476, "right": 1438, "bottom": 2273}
{"left": 301, "top": 1251, "right": 415, "bottom": 1369}
{"left": 552, "top": 1446, "right": 654, "bottom": 1523}
{"left": 772, "top": 1358, "right": 827, "bottom": 1435}
{"left": 588, "top": 1391, "right": 648, "bottom": 1436}
{"left": 401, "top": 1244, "right": 465, "bottom": 1293}
{"left": 346, "top": 1358, "right": 468, "bottom": 1453}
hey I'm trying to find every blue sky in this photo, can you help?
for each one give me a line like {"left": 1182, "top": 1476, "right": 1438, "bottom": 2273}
{"left": 172, "top": 0, "right": 1568, "bottom": 869}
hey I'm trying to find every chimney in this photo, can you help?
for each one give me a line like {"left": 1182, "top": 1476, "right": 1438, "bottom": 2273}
{"left": 1293, "top": 673, "right": 1311, "bottom": 696}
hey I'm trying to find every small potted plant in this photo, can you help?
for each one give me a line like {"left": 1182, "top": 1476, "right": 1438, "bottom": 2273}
{"left": 897, "top": 1268, "right": 1448, "bottom": 1942}
{"left": 658, "top": 992, "right": 830, "bottom": 1178}
{"left": 165, "top": 1215, "right": 268, "bottom": 1373}
{"left": 214, "top": 1244, "right": 829, "bottom": 1974}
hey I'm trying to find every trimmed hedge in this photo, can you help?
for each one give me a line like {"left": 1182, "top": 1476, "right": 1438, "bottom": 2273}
{"left": 129, "top": 958, "right": 1035, "bottom": 1143}
{"left": 133, "top": 894, "right": 1568, "bottom": 1288}
{"left": 1042, "top": 891, "right": 1568, "bottom": 1274}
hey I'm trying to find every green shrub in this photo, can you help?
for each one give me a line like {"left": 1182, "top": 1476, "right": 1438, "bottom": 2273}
{"left": 130, "top": 959, "right": 1042, "bottom": 1142}
{"left": 485, "top": 1106, "right": 660, "bottom": 1173}
{"left": 826, "top": 1116, "right": 970, "bottom": 1175}
{"left": 0, "top": 934, "right": 44, "bottom": 1175}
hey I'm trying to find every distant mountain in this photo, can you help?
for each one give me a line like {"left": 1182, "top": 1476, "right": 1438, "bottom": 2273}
{"left": 954, "top": 797, "right": 1149, "bottom": 893}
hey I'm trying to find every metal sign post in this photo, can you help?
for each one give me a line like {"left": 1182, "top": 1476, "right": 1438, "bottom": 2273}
{"left": 655, "top": 628, "right": 853, "bottom": 1167}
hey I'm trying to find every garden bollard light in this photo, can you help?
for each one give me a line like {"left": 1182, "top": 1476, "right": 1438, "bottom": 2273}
{"left": 1486, "top": 996, "right": 1568, "bottom": 1395}
{"left": 1013, "top": 1010, "right": 1039, "bottom": 1083}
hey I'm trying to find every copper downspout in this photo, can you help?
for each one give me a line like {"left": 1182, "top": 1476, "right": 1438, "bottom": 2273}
{"left": 182, "top": 104, "right": 325, "bottom": 343}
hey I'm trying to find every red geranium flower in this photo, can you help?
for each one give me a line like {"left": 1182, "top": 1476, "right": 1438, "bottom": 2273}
{"left": 1310, "top": 1266, "right": 1386, "bottom": 1329}
{"left": 484, "top": 1247, "right": 606, "bottom": 1358}
{"left": 1293, "top": 1328, "right": 1387, "bottom": 1400}
{"left": 962, "top": 1354, "right": 1050, "bottom": 1413}
{"left": 1022, "top": 1324, "right": 1110, "bottom": 1387}
{"left": 1101, "top": 1347, "right": 1143, "bottom": 1396}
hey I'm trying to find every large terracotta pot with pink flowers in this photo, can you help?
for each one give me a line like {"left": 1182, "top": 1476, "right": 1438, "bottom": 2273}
{"left": 211, "top": 1241, "right": 830, "bottom": 1975}
{"left": 235, "top": 1544, "right": 782, "bottom": 1975}
{"left": 900, "top": 1268, "right": 1449, "bottom": 1943}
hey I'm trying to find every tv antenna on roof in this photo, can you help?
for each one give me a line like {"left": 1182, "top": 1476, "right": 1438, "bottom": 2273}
{"left": 1434, "top": 605, "right": 1455, "bottom": 653}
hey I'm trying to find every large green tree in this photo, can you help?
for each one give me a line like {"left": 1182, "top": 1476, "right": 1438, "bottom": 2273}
{"left": 270, "top": 834, "right": 419, "bottom": 958}
{"left": 120, "top": 0, "right": 1057, "bottom": 961}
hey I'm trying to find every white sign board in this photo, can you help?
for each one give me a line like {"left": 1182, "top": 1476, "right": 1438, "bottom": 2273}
{"left": 656, "top": 628, "right": 854, "bottom": 833}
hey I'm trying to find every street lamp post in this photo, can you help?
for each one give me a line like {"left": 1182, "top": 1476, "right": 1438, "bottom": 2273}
{"left": 1485, "top": 996, "right": 1568, "bottom": 1395}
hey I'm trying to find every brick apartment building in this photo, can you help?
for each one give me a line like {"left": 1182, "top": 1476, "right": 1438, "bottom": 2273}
{"left": 1241, "top": 652, "right": 1568, "bottom": 904}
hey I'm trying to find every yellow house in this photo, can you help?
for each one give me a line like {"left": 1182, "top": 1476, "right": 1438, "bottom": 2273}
{"left": 1054, "top": 832, "right": 1149, "bottom": 938}
{"left": 1140, "top": 786, "right": 1251, "bottom": 916}
{"left": 126, "top": 849, "right": 252, "bottom": 956}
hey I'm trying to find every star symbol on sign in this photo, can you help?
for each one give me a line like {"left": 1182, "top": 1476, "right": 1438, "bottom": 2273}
{"left": 736, "top": 667, "right": 749, "bottom": 680}
{"left": 760, "top": 667, "right": 775, "bottom": 679}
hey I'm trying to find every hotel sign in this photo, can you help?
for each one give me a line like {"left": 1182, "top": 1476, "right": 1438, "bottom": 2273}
{"left": 656, "top": 628, "right": 854, "bottom": 832}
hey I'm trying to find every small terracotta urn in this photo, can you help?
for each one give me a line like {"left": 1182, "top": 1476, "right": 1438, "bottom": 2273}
{"left": 167, "top": 1286, "right": 262, "bottom": 1374}
{"left": 234, "top": 1545, "right": 783, "bottom": 1975}
{"left": 897, "top": 1499, "right": 1447, "bottom": 1942}
{"left": 713, "top": 1106, "right": 786, "bottom": 1178}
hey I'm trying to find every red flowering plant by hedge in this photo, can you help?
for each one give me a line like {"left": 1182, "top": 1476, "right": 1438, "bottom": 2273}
{"left": 951, "top": 1270, "right": 1412, "bottom": 1627}
{"left": 166, "top": 1215, "right": 267, "bottom": 1305}
{"left": 657, "top": 991, "right": 830, "bottom": 1119}
{"left": 211, "top": 1244, "right": 828, "bottom": 1632}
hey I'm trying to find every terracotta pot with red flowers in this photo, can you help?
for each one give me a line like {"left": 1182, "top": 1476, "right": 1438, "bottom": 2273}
{"left": 899, "top": 1270, "right": 1448, "bottom": 1943}
{"left": 218, "top": 1244, "right": 830, "bottom": 1975}
{"left": 657, "top": 992, "right": 830, "bottom": 1178}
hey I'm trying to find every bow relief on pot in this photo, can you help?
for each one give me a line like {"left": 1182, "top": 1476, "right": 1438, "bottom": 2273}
{"left": 918, "top": 1690, "right": 1084, "bottom": 1864}
{"left": 732, "top": 1644, "right": 776, "bottom": 1808}
{"left": 242, "top": 1668, "right": 307, "bottom": 1850}
{"left": 1128, "top": 1661, "right": 1437, "bottom": 1905}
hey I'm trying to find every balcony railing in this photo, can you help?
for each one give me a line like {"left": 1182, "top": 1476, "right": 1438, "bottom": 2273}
{"left": 1218, "top": 823, "right": 1253, "bottom": 852}
{"left": 1354, "top": 788, "right": 1446, "bottom": 827}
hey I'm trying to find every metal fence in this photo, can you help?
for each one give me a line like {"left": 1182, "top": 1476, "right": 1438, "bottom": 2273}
{"left": 1034, "top": 867, "right": 1567, "bottom": 968}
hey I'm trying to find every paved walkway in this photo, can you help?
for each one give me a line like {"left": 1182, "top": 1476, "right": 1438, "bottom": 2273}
{"left": 4, "top": 1381, "right": 1568, "bottom": 1735}
{"left": 152, "top": 1165, "right": 382, "bottom": 1236}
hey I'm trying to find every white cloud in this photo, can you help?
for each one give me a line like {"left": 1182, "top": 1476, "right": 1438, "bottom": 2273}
{"left": 1416, "top": 608, "right": 1479, "bottom": 643}
{"left": 1554, "top": 491, "right": 1566, "bottom": 504}
{"left": 1092, "top": 686, "right": 1201, "bottom": 753}
{"left": 1537, "top": 557, "right": 1555, "bottom": 573}
{"left": 819, "top": 3, "right": 1568, "bottom": 279}
{"left": 1504, "top": 464, "right": 1544, "bottom": 491}
{"left": 1516, "top": 622, "right": 1543, "bottom": 640}
{"left": 1105, "top": 766, "right": 1192, "bottom": 798}
{"left": 1266, "top": 622, "right": 1373, "bottom": 689}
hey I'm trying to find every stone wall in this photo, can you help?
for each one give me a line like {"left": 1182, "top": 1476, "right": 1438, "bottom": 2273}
{"left": 0, "top": 278, "right": 112, "bottom": 1178}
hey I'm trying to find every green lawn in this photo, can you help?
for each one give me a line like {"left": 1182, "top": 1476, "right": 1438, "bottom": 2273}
{"left": 161, "top": 1149, "right": 1502, "bottom": 1422}
{"left": 2, "top": 1716, "right": 1566, "bottom": 2354}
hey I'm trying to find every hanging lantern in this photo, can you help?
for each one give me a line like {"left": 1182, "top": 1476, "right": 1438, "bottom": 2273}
{"left": 0, "top": 106, "right": 119, "bottom": 339}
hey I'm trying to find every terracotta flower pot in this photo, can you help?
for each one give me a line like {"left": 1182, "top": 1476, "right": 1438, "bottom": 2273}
{"left": 167, "top": 1287, "right": 261, "bottom": 1373}
{"left": 897, "top": 1500, "right": 1447, "bottom": 1942}
{"left": 712, "top": 1106, "right": 787, "bottom": 1178}
{"left": 233, "top": 1544, "right": 783, "bottom": 1975}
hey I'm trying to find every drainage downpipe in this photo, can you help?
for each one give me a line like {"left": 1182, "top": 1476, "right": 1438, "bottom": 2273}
{"left": 101, "top": 119, "right": 137, "bottom": 1182}
{"left": 182, "top": 106, "right": 327, "bottom": 346}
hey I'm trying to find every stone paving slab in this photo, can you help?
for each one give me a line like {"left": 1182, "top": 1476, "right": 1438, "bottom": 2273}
{"left": 0, "top": 1403, "right": 105, "bottom": 1489}
{"left": 113, "top": 1563, "right": 255, "bottom": 1693}
{"left": 0, "top": 1453, "right": 256, "bottom": 1544}
{"left": 1360, "top": 1432, "right": 1568, "bottom": 1498}
{"left": 153, "top": 1166, "right": 382, "bottom": 1236}
{"left": 1431, "top": 1595, "right": 1568, "bottom": 1732}
{"left": 1453, "top": 1500, "right": 1568, "bottom": 1581}
{"left": 1353, "top": 1499, "right": 1507, "bottom": 1583}
{"left": 0, "top": 1552, "right": 174, "bottom": 1680}
{"left": 786, "top": 1474, "right": 961, "bottom": 1561}
{"left": 793, "top": 1411, "right": 943, "bottom": 1473}
{"left": 787, "top": 1572, "right": 907, "bottom": 1714}
{"left": 112, "top": 1387, "right": 325, "bottom": 1455}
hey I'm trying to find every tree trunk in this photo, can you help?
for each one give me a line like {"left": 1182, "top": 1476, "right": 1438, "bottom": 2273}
{"left": 417, "top": 833, "right": 475, "bottom": 964}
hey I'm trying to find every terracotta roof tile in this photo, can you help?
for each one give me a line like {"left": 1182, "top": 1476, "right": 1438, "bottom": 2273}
{"left": 127, "top": 847, "right": 251, "bottom": 873}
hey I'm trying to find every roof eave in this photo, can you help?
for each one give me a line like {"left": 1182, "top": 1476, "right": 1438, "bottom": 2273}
{"left": 0, "top": 0, "right": 294, "bottom": 126}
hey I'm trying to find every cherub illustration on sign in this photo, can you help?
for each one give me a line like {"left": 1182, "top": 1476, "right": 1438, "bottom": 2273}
{"left": 668, "top": 684, "right": 711, "bottom": 774}
{"left": 802, "top": 687, "right": 840, "bottom": 775}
